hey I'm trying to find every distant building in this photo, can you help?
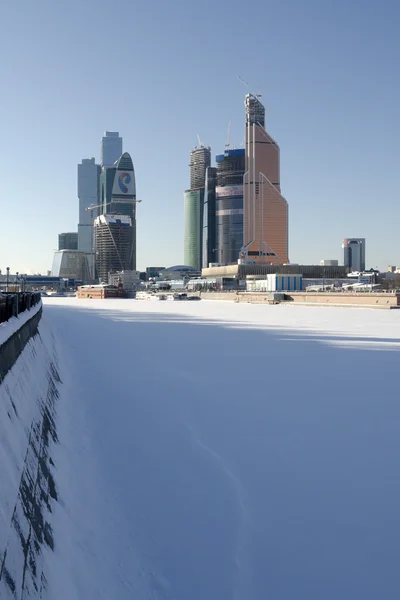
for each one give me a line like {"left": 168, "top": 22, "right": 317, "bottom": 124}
{"left": 99, "top": 152, "right": 137, "bottom": 270}
{"left": 100, "top": 131, "right": 123, "bottom": 168}
{"left": 77, "top": 157, "right": 101, "bottom": 272}
{"left": 215, "top": 149, "right": 245, "bottom": 265}
{"left": 243, "top": 94, "right": 289, "bottom": 265}
{"left": 184, "top": 189, "right": 204, "bottom": 270}
{"left": 184, "top": 145, "right": 211, "bottom": 271}
{"left": 189, "top": 146, "right": 211, "bottom": 189}
{"left": 146, "top": 266, "right": 165, "bottom": 279}
{"left": 387, "top": 266, "right": 396, "bottom": 273}
{"left": 343, "top": 238, "right": 366, "bottom": 272}
{"left": 58, "top": 232, "right": 78, "bottom": 251}
{"left": 202, "top": 166, "right": 217, "bottom": 268}
{"left": 108, "top": 270, "right": 140, "bottom": 291}
{"left": 51, "top": 250, "right": 89, "bottom": 282}
{"left": 320, "top": 259, "right": 338, "bottom": 266}
{"left": 94, "top": 214, "right": 134, "bottom": 283}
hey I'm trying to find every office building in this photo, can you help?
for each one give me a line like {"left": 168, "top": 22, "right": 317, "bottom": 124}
{"left": 215, "top": 149, "right": 245, "bottom": 265}
{"left": 94, "top": 214, "right": 134, "bottom": 282}
{"left": 184, "top": 144, "right": 211, "bottom": 270}
{"left": 100, "top": 131, "right": 123, "bottom": 168}
{"left": 77, "top": 158, "right": 101, "bottom": 274}
{"left": 184, "top": 189, "right": 204, "bottom": 270}
{"left": 202, "top": 166, "right": 217, "bottom": 268}
{"left": 51, "top": 250, "right": 89, "bottom": 282}
{"left": 243, "top": 94, "right": 289, "bottom": 265}
{"left": 342, "top": 238, "right": 366, "bottom": 272}
{"left": 58, "top": 232, "right": 78, "bottom": 251}
{"left": 320, "top": 259, "right": 338, "bottom": 267}
{"left": 99, "top": 152, "right": 137, "bottom": 270}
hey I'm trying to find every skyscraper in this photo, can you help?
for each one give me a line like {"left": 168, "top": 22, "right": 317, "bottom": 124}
{"left": 343, "top": 238, "right": 366, "bottom": 272}
{"left": 242, "top": 94, "right": 289, "bottom": 265}
{"left": 202, "top": 166, "right": 217, "bottom": 268}
{"left": 94, "top": 214, "right": 133, "bottom": 282}
{"left": 184, "top": 145, "right": 211, "bottom": 270}
{"left": 77, "top": 157, "right": 101, "bottom": 275}
{"left": 215, "top": 149, "right": 245, "bottom": 265}
{"left": 97, "top": 152, "right": 137, "bottom": 272}
{"left": 184, "top": 189, "right": 204, "bottom": 270}
{"left": 100, "top": 131, "right": 123, "bottom": 168}
{"left": 58, "top": 232, "right": 78, "bottom": 250}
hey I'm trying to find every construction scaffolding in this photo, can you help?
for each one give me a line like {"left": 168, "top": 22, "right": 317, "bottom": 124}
{"left": 189, "top": 146, "right": 211, "bottom": 189}
{"left": 94, "top": 214, "right": 134, "bottom": 283}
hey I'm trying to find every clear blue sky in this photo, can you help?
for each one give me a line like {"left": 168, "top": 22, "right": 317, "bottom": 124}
{"left": 0, "top": 0, "right": 399, "bottom": 273}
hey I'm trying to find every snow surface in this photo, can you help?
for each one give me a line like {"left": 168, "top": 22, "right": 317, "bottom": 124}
{"left": 42, "top": 299, "right": 400, "bottom": 597}
{"left": 0, "top": 301, "right": 42, "bottom": 347}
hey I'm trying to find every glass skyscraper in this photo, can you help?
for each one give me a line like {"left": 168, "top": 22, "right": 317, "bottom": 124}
{"left": 77, "top": 157, "right": 101, "bottom": 278}
{"left": 97, "top": 152, "right": 137, "bottom": 272}
{"left": 215, "top": 149, "right": 245, "bottom": 265}
{"left": 100, "top": 131, "right": 123, "bottom": 168}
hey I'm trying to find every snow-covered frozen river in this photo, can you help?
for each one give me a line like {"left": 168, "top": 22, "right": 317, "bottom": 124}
{"left": 43, "top": 298, "right": 400, "bottom": 599}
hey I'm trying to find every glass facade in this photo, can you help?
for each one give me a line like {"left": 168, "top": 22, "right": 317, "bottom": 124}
{"left": 215, "top": 149, "right": 245, "bottom": 265}
{"left": 58, "top": 232, "right": 78, "bottom": 250}
{"left": 77, "top": 158, "right": 101, "bottom": 255}
{"left": 202, "top": 167, "right": 217, "bottom": 269}
{"left": 184, "top": 189, "right": 204, "bottom": 270}
{"left": 100, "top": 131, "right": 123, "bottom": 168}
{"left": 51, "top": 251, "right": 89, "bottom": 281}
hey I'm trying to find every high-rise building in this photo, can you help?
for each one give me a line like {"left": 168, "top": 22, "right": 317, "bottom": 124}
{"left": 94, "top": 214, "right": 134, "bottom": 282}
{"left": 58, "top": 232, "right": 78, "bottom": 251}
{"left": 184, "top": 145, "right": 211, "bottom": 270}
{"left": 100, "top": 131, "right": 123, "bottom": 168}
{"left": 342, "top": 238, "right": 366, "bottom": 272}
{"left": 184, "top": 189, "right": 204, "bottom": 270}
{"left": 215, "top": 149, "right": 245, "bottom": 265}
{"left": 202, "top": 166, "right": 217, "bottom": 268}
{"left": 190, "top": 146, "right": 211, "bottom": 189}
{"left": 77, "top": 158, "right": 101, "bottom": 276}
{"left": 242, "top": 94, "right": 289, "bottom": 265}
{"left": 98, "top": 152, "right": 137, "bottom": 272}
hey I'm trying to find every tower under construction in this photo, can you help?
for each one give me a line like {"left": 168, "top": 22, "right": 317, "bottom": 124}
{"left": 94, "top": 214, "right": 134, "bottom": 283}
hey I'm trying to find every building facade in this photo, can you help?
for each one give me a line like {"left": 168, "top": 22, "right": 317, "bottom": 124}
{"left": 94, "top": 214, "right": 134, "bottom": 282}
{"left": 190, "top": 146, "right": 211, "bottom": 189}
{"left": 215, "top": 149, "right": 245, "bottom": 265}
{"left": 98, "top": 152, "right": 137, "bottom": 271}
{"left": 184, "top": 189, "right": 204, "bottom": 270}
{"left": 58, "top": 232, "right": 78, "bottom": 250}
{"left": 343, "top": 238, "right": 366, "bottom": 272}
{"left": 77, "top": 158, "right": 101, "bottom": 273}
{"left": 184, "top": 144, "right": 211, "bottom": 271}
{"left": 243, "top": 94, "right": 289, "bottom": 265}
{"left": 202, "top": 166, "right": 217, "bottom": 268}
{"left": 51, "top": 250, "right": 89, "bottom": 282}
{"left": 100, "top": 131, "right": 123, "bottom": 168}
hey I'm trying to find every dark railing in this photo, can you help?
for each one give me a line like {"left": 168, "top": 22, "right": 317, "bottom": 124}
{"left": 0, "top": 292, "right": 41, "bottom": 326}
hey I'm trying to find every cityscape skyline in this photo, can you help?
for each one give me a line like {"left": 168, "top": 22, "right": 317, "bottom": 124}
{"left": 0, "top": 0, "right": 399, "bottom": 274}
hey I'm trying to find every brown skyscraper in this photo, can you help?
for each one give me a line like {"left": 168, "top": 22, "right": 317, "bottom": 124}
{"left": 242, "top": 94, "right": 289, "bottom": 265}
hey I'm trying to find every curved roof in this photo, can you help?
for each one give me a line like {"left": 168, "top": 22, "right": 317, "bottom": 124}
{"left": 115, "top": 152, "right": 134, "bottom": 171}
{"left": 166, "top": 265, "right": 198, "bottom": 272}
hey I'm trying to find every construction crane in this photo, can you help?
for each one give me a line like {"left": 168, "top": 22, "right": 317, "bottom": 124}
{"left": 196, "top": 133, "right": 204, "bottom": 148}
{"left": 85, "top": 199, "right": 143, "bottom": 282}
{"left": 238, "top": 75, "right": 263, "bottom": 100}
{"left": 225, "top": 121, "right": 232, "bottom": 149}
